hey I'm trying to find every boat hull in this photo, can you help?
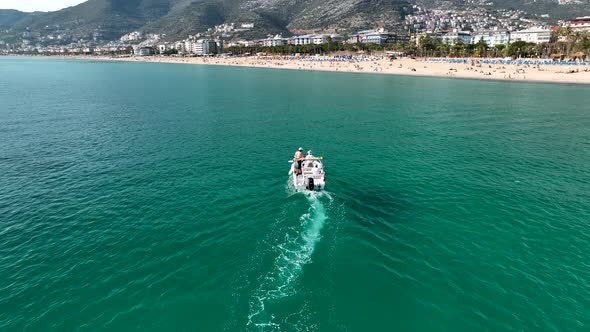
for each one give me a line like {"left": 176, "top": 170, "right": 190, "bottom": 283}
{"left": 292, "top": 173, "right": 326, "bottom": 191}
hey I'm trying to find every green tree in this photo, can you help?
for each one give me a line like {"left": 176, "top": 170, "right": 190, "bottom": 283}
{"left": 451, "top": 40, "right": 466, "bottom": 57}
{"left": 162, "top": 48, "right": 178, "bottom": 55}
{"left": 474, "top": 38, "right": 488, "bottom": 57}
{"left": 419, "top": 36, "right": 441, "bottom": 56}
{"left": 506, "top": 41, "right": 535, "bottom": 58}
{"left": 494, "top": 44, "right": 506, "bottom": 57}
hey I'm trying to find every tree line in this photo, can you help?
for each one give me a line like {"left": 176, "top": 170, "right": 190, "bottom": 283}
{"left": 225, "top": 39, "right": 413, "bottom": 57}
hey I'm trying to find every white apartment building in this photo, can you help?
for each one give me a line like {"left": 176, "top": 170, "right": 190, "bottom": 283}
{"left": 157, "top": 43, "right": 174, "bottom": 53}
{"left": 511, "top": 27, "right": 551, "bottom": 44}
{"left": 174, "top": 41, "right": 185, "bottom": 52}
{"left": 289, "top": 35, "right": 313, "bottom": 45}
{"left": 120, "top": 31, "right": 142, "bottom": 42}
{"left": 263, "top": 35, "right": 287, "bottom": 47}
{"left": 311, "top": 34, "right": 329, "bottom": 45}
{"left": 470, "top": 30, "right": 510, "bottom": 47}
{"left": 230, "top": 40, "right": 257, "bottom": 47}
{"left": 184, "top": 40, "right": 194, "bottom": 53}
{"left": 440, "top": 31, "right": 472, "bottom": 45}
{"left": 194, "top": 39, "right": 218, "bottom": 55}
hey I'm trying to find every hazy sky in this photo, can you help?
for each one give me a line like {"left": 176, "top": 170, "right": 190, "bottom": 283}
{"left": 0, "top": 0, "right": 87, "bottom": 12}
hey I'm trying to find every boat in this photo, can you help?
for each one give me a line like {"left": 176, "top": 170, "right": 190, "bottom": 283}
{"left": 288, "top": 155, "right": 326, "bottom": 191}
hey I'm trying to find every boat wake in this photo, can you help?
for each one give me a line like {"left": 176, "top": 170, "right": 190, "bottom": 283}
{"left": 247, "top": 191, "right": 331, "bottom": 330}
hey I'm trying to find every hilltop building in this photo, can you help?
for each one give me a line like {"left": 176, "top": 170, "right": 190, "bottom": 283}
{"left": 121, "top": 31, "right": 142, "bottom": 42}
{"left": 215, "top": 23, "right": 235, "bottom": 33}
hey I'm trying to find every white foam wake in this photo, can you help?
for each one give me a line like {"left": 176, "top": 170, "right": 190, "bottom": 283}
{"left": 247, "top": 192, "right": 330, "bottom": 329}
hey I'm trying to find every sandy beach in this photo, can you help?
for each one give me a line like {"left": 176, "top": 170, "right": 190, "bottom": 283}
{"left": 68, "top": 55, "right": 590, "bottom": 84}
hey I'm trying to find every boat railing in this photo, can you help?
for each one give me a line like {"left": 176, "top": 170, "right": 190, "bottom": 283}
{"left": 290, "top": 157, "right": 323, "bottom": 162}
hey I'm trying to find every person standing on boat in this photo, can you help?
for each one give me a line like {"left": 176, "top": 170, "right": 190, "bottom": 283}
{"left": 294, "top": 147, "right": 304, "bottom": 170}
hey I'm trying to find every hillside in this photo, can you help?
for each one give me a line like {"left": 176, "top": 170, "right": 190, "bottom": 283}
{"left": 491, "top": 0, "right": 590, "bottom": 20}
{"left": 7, "top": 0, "right": 174, "bottom": 41}
{"left": 0, "top": 10, "right": 32, "bottom": 28}
{"left": 140, "top": 0, "right": 412, "bottom": 37}
{"left": 416, "top": 0, "right": 590, "bottom": 22}
{"left": 0, "top": 0, "right": 414, "bottom": 42}
{"left": 1, "top": 0, "right": 589, "bottom": 44}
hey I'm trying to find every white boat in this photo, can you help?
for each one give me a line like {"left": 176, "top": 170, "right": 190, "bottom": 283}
{"left": 288, "top": 156, "right": 326, "bottom": 191}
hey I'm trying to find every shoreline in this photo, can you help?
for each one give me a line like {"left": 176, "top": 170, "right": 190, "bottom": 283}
{"left": 9, "top": 54, "right": 590, "bottom": 85}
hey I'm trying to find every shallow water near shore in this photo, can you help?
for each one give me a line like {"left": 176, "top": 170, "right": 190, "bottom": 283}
{"left": 2, "top": 56, "right": 590, "bottom": 331}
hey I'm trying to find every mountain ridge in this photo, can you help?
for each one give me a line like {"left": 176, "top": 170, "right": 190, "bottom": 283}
{"left": 0, "top": 9, "right": 33, "bottom": 28}
{"left": 1, "top": 0, "right": 589, "bottom": 44}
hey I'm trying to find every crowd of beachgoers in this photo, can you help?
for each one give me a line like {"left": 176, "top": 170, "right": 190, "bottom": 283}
{"left": 64, "top": 54, "right": 590, "bottom": 84}
{"left": 421, "top": 57, "right": 590, "bottom": 66}
{"left": 244, "top": 55, "right": 386, "bottom": 62}
{"left": 421, "top": 57, "right": 590, "bottom": 77}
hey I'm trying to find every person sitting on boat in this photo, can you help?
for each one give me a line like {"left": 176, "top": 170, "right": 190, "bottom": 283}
{"left": 306, "top": 150, "right": 315, "bottom": 167}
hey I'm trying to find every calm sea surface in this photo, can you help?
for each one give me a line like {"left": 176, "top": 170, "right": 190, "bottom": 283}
{"left": 1, "top": 57, "right": 590, "bottom": 331}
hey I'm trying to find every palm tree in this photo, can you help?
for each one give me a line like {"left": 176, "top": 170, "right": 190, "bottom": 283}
{"left": 326, "top": 36, "right": 333, "bottom": 54}
{"left": 494, "top": 44, "right": 506, "bottom": 57}
{"left": 436, "top": 44, "right": 449, "bottom": 57}
{"left": 474, "top": 37, "right": 488, "bottom": 57}
{"left": 451, "top": 40, "right": 466, "bottom": 57}
{"left": 554, "top": 27, "right": 576, "bottom": 56}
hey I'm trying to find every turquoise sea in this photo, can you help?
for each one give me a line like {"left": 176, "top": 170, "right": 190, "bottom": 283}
{"left": 2, "top": 56, "right": 590, "bottom": 331}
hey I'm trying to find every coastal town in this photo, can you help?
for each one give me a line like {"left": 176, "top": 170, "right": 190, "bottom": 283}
{"left": 2, "top": 5, "right": 590, "bottom": 84}
{"left": 1, "top": 7, "right": 589, "bottom": 59}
